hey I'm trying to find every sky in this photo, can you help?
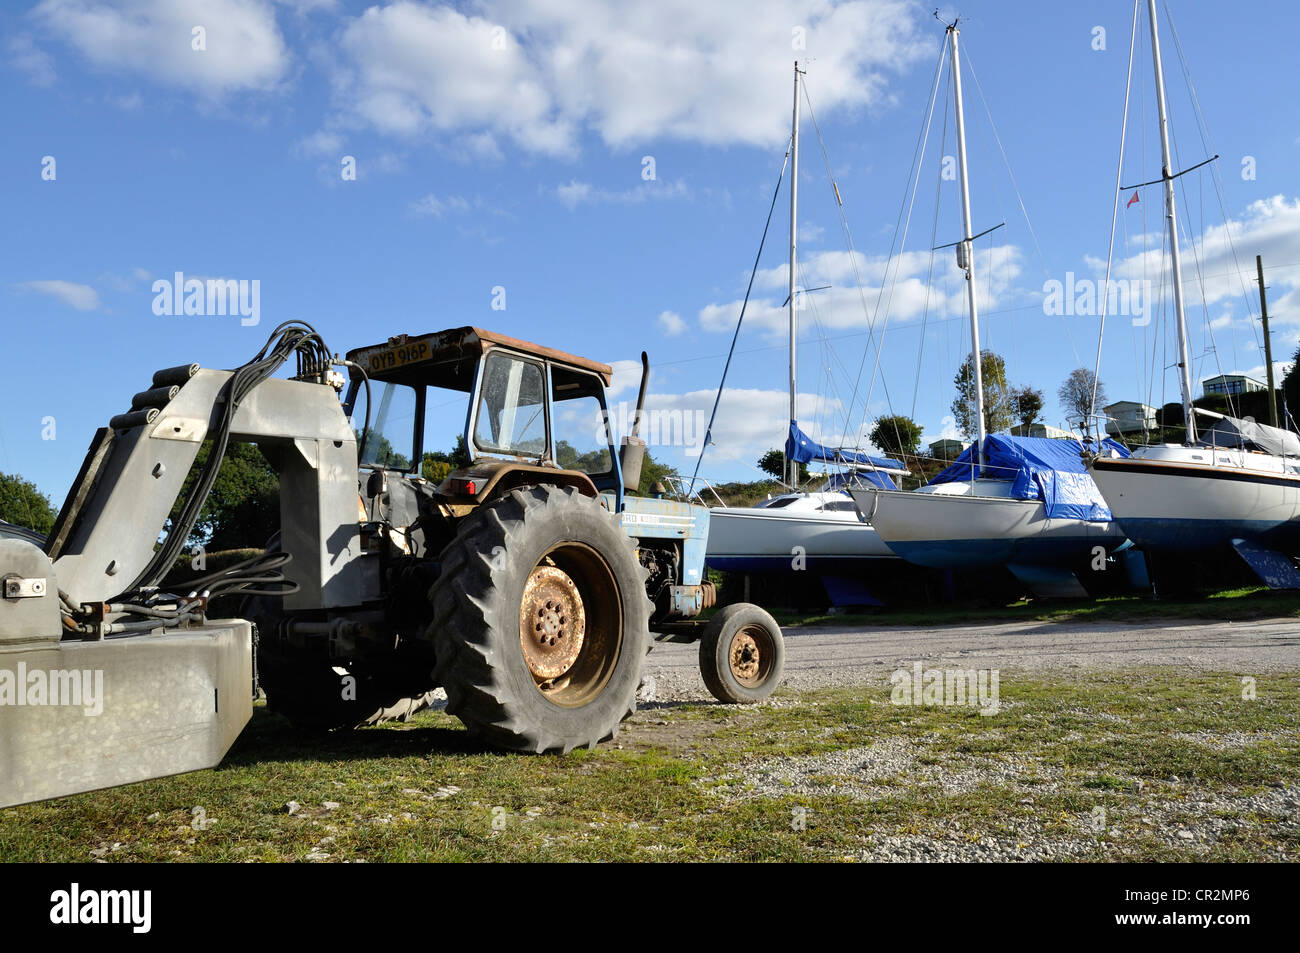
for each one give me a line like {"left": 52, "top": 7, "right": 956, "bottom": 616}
{"left": 4, "top": 0, "right": 1300, "bottom": 508}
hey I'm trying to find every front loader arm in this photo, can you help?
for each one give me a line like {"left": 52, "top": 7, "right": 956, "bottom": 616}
{"left": 48, "top": 367, "right": 364, "bottom": 612}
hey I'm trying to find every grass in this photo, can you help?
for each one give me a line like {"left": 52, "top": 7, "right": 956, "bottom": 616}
{"left": 759, "top": 586, "right": 1300, "bottom": 629}
{"left": 0, "top": 669, "right": 1295, "bottom": 862}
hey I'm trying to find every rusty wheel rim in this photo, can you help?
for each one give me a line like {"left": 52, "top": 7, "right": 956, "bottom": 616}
{"left": 728, "top": 625, "right": 774, "bottom": 688}
{"left": 520, "top": 566, "right": 586, "bottom": 680}
{"left": 518, "top": 543, "right": 623, "bottom": 708}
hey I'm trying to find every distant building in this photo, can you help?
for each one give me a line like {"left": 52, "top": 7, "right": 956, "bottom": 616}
{"left": 1102, "top": 401, "right": 1157, "bottom": 436}
{"left": 928, "top": 438, "right": 970, "bottom": 461}
{"left": 1201, "top": 374, "right": 1266, "bottom": 398}
{"left": 1010, "top": 422, "right": 1077, "bottom": 440}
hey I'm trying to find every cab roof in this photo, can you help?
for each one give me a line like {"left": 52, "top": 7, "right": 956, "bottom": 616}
{"left": 345, "top": 326, "right": 614, "bottom": 389}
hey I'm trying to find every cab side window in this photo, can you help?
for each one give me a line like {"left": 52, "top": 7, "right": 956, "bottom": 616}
{"left": 474, "top": 352, "right": 547, "bottom": 455}
{"left": 552, "top": 368, "right": 613, "bottom": 476}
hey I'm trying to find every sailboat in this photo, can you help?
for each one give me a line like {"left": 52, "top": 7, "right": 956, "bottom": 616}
{"left": 703, "top": 62, "right": 908, "bottom": 583}
{"left": 848, "top": 19, "right": 1127, "bottom": 596}
{"left": 1087, "top": 0, "right": 1300, "bottom": 588}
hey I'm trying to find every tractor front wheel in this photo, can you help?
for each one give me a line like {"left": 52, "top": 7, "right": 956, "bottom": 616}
{"left": 699, "top": 603, "right": 785, "bottom": 704}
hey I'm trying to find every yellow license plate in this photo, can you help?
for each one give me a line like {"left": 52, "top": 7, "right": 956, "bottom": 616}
{"left": 366, "top": 340, "right": 431, "bottom": 374}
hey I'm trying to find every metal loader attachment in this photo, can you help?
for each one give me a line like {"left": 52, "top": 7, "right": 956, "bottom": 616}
{"left": 1, "top": 323, "right": 359, "bottom": 808}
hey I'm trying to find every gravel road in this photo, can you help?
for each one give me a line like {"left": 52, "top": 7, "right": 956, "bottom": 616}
{"left": 642, "top": 616, "right": 1300, "bottom": 704}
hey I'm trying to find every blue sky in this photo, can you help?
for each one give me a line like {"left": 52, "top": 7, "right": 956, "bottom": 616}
{"left": 4, "top": 0, "right": 1299, "bottom": 508}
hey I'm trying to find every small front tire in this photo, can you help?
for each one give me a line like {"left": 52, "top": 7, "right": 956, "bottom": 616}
{"left": 698, "top": 603, "right": 785, "bottom": 704}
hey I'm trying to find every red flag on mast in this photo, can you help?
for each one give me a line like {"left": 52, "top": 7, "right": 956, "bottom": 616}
{"left": 1126, "top": 192, "right": 1140, "bottom": 208}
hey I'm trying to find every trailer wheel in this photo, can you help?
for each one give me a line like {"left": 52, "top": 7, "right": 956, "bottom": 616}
{"left": 699, "top": 603, "right": 784, "bottom": 704}
{"left": 428, "top": 484, "right": 651, "bottom": 753}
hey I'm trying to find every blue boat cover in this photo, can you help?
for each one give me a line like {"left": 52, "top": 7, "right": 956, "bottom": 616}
{"left": 822, "top": 469, "right": 898, "bottom": 491}
{"left": 929, "top": 434, "right": 1130, "bottom": 521}
{"left": 786, "top": 421, "right": 903, "bottom": 490}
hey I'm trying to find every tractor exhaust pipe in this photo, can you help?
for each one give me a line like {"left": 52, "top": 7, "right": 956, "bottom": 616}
{"left": 619, "top": 351, "right": 650, "bottom": 492}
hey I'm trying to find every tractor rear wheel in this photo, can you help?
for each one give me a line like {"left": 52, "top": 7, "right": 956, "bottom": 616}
{"left": 428, "top": 484, "right": 650, "bottom": 753}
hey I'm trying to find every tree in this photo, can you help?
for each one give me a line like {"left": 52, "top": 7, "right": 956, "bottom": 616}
{"left": 1282, "top": 345, "right": 1300, "bottom": 428}
{"left": 357, "top": 430, "right": 409, "bottom": 471}
{"left": 869, "top": 414, "right": 923, "bottom": 457}
{"left": 636, "top": 449, "right": 675, "bottom": 496}
{"left": 1058, "top": 367, "right": 1105, "bottom": 426}
{"left": 951, "top": 349, "right": 1015, "bottom": 438}
{"left": 1010, "top": 386, "right": 1045, "bottom": 428}
{"left": 757, "top": 448, "right": 806, "bottom": 483}
{"left": 421, "top": 434, "right": 472, "bottom": 483}
{"left": 167, "top": 442, "right": 279, "bottom": 552}
{"left": 0, "top": 472, "right": 57, "bottom": 535}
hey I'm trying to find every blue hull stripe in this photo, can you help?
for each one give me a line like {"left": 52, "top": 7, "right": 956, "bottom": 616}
{"left": 1117, "top": 517, "right": 1300, "bottom": 553}
{"left": 886, "top": 536, "right": 1112, "bottom": 571}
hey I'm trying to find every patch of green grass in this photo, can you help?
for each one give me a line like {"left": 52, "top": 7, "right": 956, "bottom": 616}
{"left": 0, "top": 669, "right": 1295, "bottom": 862}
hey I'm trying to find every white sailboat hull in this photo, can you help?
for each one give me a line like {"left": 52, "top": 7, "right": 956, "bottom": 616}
{"left": 1090, "top": 449, "right": 1300, "bottom": 553}
{"left": 704, "top": 502, "right": 898, "bottom": 574}
{"left": 849, "top": 485, "right": 1125, "bottom": 571}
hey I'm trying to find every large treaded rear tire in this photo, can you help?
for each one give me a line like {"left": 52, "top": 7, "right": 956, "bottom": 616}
{"left": 428, "top": 484, "right": 650, "bottom": 753}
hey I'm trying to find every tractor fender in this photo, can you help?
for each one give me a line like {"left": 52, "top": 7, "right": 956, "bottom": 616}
{"left": 438, "top": 460, "right": 599, "bottom": 514}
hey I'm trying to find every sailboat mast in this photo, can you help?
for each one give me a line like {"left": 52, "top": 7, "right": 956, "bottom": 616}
{"left": 1146, "top": 0, "right": 1197, "bottom": 443}
{"left": 787, "top": 61, "right": 801, "bottom": 489}
{"left": 948, "top": 23, "right": 986, "bottom": 471}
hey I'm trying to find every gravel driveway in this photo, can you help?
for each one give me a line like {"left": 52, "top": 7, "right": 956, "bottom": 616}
{"left": 643, "top": 616, "right": 1300, "bottom": 703}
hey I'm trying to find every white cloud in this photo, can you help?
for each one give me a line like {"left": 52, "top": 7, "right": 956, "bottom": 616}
{"left": 15, "top": 280, "right": 101, "bottom": 311}
{"left": 277, "top": 0, "right": 338, "bottom": 13}
{"left": 606, "top": 359, "right": 646, "bottom": 399}
{"left": 1087, "top": 194, "right": 1300, "bottom": 377}
{"left": 1100, "top": 195, "right": 1300, "bottom": 325}
{"left": 8, "top": 33, "right": 57, "bottom": 86}
{"left": 931, "top": 413, "right": 962, "bottom": 443}
{"left": 106, "top": 90, "right": 143, "bottom": 110}
{"left": 606, "top": 381, "right": 846, "bottom": 475}
{"left": 798, "top": 221, "right": 825, "bottom": 244}
{"left": 328, "top": 3, "right": 572, "bottom": 155}
{"left": 320, "top": 0, "right": 926, "bottom": 155}
{"left": 410, "top": 193, "right": 471, "bottom": 218}
{"left": 698, "top": 243, "right": 1024, "bottom": 339}
{"left": 658, "top": 310, "right": 687, "bottom": 336}
{"left": 555, "top": 181, "right": 593, "bottom": 208}
{"left": 295, "top": 129, "right": 344, "bottom": 157}
{"left": 555, "top": 179, "right": 690, "bottom": 209}
{"left": 1231, "top": 363, "right": 1290, "bottom": 387}
{"left": 33, "top": 0, "right": 290, "bottom": 97}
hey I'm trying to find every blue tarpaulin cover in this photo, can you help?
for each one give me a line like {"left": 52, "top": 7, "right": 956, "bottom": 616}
{"left": 929, "top": 434, "right": 1130, "bottom": 521}
{"left": 786, "top": 422, "right": 902, "bottom": 490}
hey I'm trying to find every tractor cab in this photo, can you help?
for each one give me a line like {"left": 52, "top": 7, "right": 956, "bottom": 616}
{"left": 344, "top": 327, "right": 640, "bottom": 510}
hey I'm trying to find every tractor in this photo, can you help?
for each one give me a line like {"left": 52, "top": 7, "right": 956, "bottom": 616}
{"left": 0, "top": 322, "right": 783, "bottom": 808}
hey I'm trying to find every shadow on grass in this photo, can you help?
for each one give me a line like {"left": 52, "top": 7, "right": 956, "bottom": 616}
{"left": 218, "top": 708, "right": 502, "bottom": 769}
